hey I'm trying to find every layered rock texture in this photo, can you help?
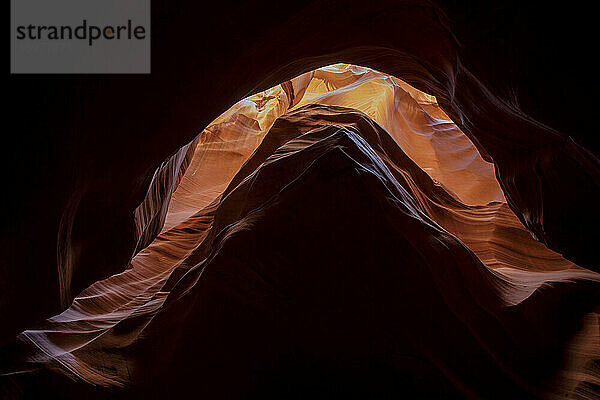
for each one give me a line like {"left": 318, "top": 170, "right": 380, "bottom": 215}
{"left": 2, "top": 65, "right": 599, "bottom": 399}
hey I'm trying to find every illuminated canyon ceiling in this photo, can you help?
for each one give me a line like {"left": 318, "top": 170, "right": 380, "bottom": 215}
{"left": 3, "top": 2, "right": 600, "bottom": 400}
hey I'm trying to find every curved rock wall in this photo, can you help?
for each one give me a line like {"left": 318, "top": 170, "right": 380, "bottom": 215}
{"left": 3, "top": 67, "right": 598, "bottom": 399}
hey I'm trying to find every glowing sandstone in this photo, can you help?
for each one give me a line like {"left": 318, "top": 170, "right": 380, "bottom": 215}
{"left": 4, "top": 65, "right": 599, "bottom": 399}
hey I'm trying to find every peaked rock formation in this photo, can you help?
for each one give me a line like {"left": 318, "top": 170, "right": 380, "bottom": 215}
{"left": 6, "top": 5, "right": 600, "bottom": 359}
{"left": 3, "top": 71, "right": 599, "bottom": 397}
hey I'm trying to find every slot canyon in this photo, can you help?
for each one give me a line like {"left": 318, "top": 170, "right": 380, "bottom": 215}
{"left": 3, "top": 2, "right": 599, "bottom": 399}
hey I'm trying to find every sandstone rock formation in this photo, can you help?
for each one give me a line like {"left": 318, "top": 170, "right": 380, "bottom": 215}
{"left": 2, "top": 65, "right": 598, "bottom": 399}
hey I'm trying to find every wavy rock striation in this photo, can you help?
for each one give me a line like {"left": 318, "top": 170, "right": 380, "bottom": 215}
{"left": 2, "top": 67, "right": 599, "bottom": 398}
{"left": 6, "top": 3, "right": 600, "bottom": 352}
